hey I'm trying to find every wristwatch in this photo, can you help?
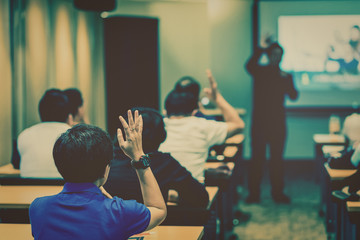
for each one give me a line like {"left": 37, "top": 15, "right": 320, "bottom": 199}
{"left": 131, "top": 154, "right": 151, "bottom": 169}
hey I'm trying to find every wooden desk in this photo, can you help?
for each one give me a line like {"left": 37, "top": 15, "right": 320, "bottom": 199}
{"left": 0, "top": 164, "right": 20, "bottom": 177}
{"left": 131, "top": 226, "right": 204, "bottom": 240}
{"left": 347, "top": 201, "right": 360, "bottom": 212}
{"left": 314, "top": 134, "right": 346, "bottom": 145}
{"left": 324, "top": 163, "right": 357, "bottom": 181}
{"left": 208, "top": 134, "right": 245, "bottom": 161}
{"left": 225, "top": 134, "right": 245, "bottom": 145}
{"left": 205, "top": 162, "right": 235, "bottom": 172}
{"left": 0, "top": 224, "right": 204, "bottom": 240}
{"left": 322, "top": 145, "right": 345, "bottom": 157}
{"left": 0, "top": 185, "right": 63, "bottom": 209}
{"left": 0, "top": 224, "right": 32, "bottom": 240}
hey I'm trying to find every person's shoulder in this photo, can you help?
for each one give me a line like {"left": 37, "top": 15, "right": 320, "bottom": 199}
{"left": 45, "top": 122, "right": 71, "bottom": 131}
{"left": 151, "top": 151, "right": 180, "bottom": 164}
{"left": 18, "top": 123, "right": 41, "bottom": 135}
{"left": 348, "top": 113, "right": 360, "bottom": 121}
{"left": 110, "top": 196, "right": 149, "bottom": 214}
{"left": 30, "top": 195, "right": 57, "bottom": 211}
{"left": 18, "top": 123, "right": 43, "bottom": 141}
{"left": 189, "top": 116, "right": 216, "bottom": 123}
{"left": 192, "top": 116, "right": 225, "bottom": 126}
{"left": 19, "top": 122, "right": 69, "bottom": 137}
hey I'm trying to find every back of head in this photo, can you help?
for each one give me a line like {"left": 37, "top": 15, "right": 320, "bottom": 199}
{"left": 63, "top": 88, "right": 83, "bottom": 118}
{"left": 121, "top": 107, "right": 166, "bottom": 153}
{"left": 165, "top": 90, "right": 198, "bottom": 117}
{"left": 266, "top": 42, "right": 284, "bottom": 56}
{"left": 53, "top": 124, "right": 113, "bottom": 183}
{"left": 39, "top": 89, "right": 70, "bottom": 123}
{"left": 174, "top": 76, "right": 200, "bottom": 100}
{"left": 266, "top": 42, "right": 284, "bottom": 66}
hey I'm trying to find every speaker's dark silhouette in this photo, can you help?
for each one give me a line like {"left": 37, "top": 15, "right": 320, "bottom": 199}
{"left": 74, "top": 0, "right": 116, "bottom": 12}
{"left": 104, "top": 16, "right": 159, "bottom": 137}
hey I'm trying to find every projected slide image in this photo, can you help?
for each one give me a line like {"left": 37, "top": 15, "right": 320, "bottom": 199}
{"left": 278, "top": 15, "right": 360, "bottom": 91}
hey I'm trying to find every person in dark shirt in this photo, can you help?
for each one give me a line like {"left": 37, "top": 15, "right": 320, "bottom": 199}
{"left": 104, "top": 107, "right": 209, "bottom": 207}
{"left": 246, "top": 37, "right": 298, "bottom": 204}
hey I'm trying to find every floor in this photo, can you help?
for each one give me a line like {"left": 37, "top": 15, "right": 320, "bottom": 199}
{"left": 232, "top": 161, "right": 328, "bottom": 240}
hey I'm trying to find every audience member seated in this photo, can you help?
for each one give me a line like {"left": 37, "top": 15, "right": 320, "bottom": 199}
{"left": 342, "top": 110, "right": 360, "bottom": 148}
{"left": 17, "top": 89, "right": 73, "bottom": 178}
{"left": 63, "top": 88, "right": 89, "bottom": 124}
{"left": 159, "top": 70, "right": 245, "bottom": 181}
{"left": 104, "top": 107, "right": 209, "bottom": 207}
{"left": 30, "top": 113, "right": 167, "bottom": 239}
{"left": 174, "top": 76, "right": 215, "bottom": 120}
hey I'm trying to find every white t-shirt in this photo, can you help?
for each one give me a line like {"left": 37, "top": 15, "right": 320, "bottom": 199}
{"left": 342, "top": 113, "right": 360, "bottom": 148}
{"left": 159, "top": 116, "right": 228, "bottom": 180}
{"left": 18, "top": 122, "right": 70, "bottom": 178}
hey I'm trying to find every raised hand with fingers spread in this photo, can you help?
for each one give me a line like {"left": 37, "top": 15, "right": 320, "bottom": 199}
{"left": 204, "top": 69, "right": 219, "bottom": 102}
{"left": 117, "top": 109, "right": 167, "bottom": 231}
{"left": 117, "top": 110, "right": 145, "bottom": 161}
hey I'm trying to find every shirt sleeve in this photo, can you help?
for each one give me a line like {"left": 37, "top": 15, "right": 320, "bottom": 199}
{"left": 204, "top": 119, "right": 228, "bottom": 148}
{"left": 246, "top": 47, "right": 266, "bottom": 75}
{"left": 116, "top": 198, "right": 151, "bottom": 237}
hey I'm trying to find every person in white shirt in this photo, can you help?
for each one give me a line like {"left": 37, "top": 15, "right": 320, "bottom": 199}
{"left": 18, "top": 89, "right": 73, "bottom": 178}
{"left": 342, "top": 112, "right": 360, "bottom": 149}
{"left": 159, "top": 70, "right": 244, "bottom": 181}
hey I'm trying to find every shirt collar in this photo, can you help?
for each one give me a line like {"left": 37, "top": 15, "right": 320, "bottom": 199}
{"left": 61, "top": 182, "right": 101, "bottom": 194}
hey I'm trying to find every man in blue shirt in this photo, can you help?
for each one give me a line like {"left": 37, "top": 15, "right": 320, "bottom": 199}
{"left": 29, "top": 110, "right": 167, "bottom": 240}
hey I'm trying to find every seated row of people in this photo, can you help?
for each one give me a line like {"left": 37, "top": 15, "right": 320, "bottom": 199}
{"left": 12, "top": 70, "right": 245, "bottom": 239}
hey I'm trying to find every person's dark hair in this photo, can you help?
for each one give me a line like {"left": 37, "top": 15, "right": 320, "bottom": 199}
{"left": 165, "top": 90, "right": 198, "bottom": 117}
{"left": 174, "top": 76, "right": 200, "bottom": 100}
{"left": 116, "top": 107, "right": 166, "bottom": 153}
{"left": 53, "top": 124, "right": 113, "bottom": 183}
{"left": 63, "top": 88, "right": 83, "bottom": 118}
{"left": 266, "top": 42, "right": 284, "bottom": 56}
{"left": 39, "top": 89, "right": 70, "bottom": 122}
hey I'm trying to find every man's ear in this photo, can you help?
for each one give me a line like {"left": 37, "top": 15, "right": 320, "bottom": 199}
{"left": 162, "top": 109, "right": 167, "bottom": 117}
{"left": 66, "top": 114, "right": 74, "bottom": 126}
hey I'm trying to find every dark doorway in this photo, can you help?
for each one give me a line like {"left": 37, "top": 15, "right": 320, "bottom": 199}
{"left": 104, "top": 16, "right": 159, "bottom": 137}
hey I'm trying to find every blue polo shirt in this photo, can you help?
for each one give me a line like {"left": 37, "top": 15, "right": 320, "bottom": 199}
{"left": 29, "top": 182, "right": 151, "bottom": 240}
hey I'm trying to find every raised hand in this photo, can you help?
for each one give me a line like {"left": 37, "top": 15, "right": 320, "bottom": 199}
{"left": 260, "top": 33, "right": 273, "bottom": 49}
{"left": 204, "top": 69, "right": 218, "bottom": 102}
{"left": 117, "top": 110, "right": 145, "bottom": 161}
